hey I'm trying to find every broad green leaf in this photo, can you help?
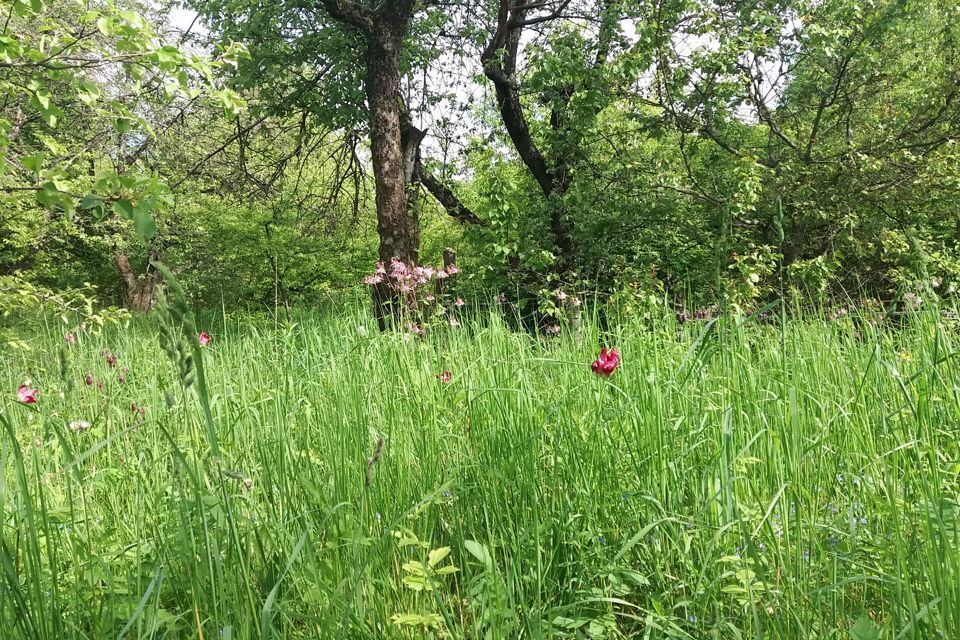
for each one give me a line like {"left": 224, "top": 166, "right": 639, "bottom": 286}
{"left": 79, "top": 194, "right": 102, "bottom": 210}
{"left": 133, "top": 200, "right": 157, "bottom": 239}
{"left": 433, "top": 565, "right": 459, "bottom": 575}
{"left": 463, "top": 540, "right": 492, "bottom": 567}
{"left": 22, "top": 153, "right": 44, "bottom": 174}
{"left": 113, "top": 199, "right": 135, "bottom": 219}
{"left": 36, "top": 182, "right": 60, "bottom": 209}
{"left": 850, "top": 616, "right": 881, "bottom": 640}
{"left": 427, "top": 546, "right": 451, "bottom": 568}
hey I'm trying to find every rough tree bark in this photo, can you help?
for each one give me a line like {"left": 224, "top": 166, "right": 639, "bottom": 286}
{"left": 317, "top": 0, "right": 417, "bottom": 328}
{"left": 114, "top": 253, "right": 158, "bottom": 312}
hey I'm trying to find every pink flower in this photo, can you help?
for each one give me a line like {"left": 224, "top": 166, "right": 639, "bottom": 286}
{"left": 363, "top": 274, "right": 383, "bottom": 285}
{"left": 65, "top": 332, "right": 76, "bottom": 345}
{"left": 554, "top": 289, "right": 568, "bottom": 301}
{"left": 435, "top": 270, "right": 448, "bottom": 279}
{"left": 454, "top": 297, "right": 465, "bottom": 307}
{"left": 198, "top": 332, "right": 211, "bottom": 347}
{"left": 425, "top": 294, "right": 435, "bottom": 303}
{"left": 131, "top": 402, "right": 145, "bottom": 416}
{"left": 415, "top": 266, "right": 435, "bottom": 283}
{"left": 390, "top": 258, "right": 410, "bottom": 279}
{"left": 17, "top": 384, "right": 38, "bottom": 404}
{"left": 446, "top": 264, "right": 459, "bottom": 275}
{"left": 436, "top": 371, "right": 452, "bottom": 383}
{"left": 591, "top": 347, "right": 620, "bottom": 377}
{"left": 448, "top": 316, "right": 460, "bottom": 327}
{"left": 545, "top": 324, "right": 561, "bottom": 335}
{"left": 84, "top": 373, "right": 94, "bottom": 386}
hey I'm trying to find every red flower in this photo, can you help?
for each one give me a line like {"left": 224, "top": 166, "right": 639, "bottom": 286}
{"left": 591, "top": 347, "right": 620, "bottom": 377}
{"left": 198, "top": 332, "right": 211, "bottom": 347}
{"left": 102, "top": 350, "right": 117, "bottom": 368}
{"left": 436, "top": 371, "right": 452, "bottom": 384}
{"left": 84, "top": 373, "right": 94, "bottom": 386}
{"left": 17, "top": 384, "right": 38, "bottom": 404}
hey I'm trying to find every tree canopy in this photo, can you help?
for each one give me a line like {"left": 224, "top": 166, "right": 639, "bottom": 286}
{"left": 2, "top": 0, "right": 958, "bottom": 320}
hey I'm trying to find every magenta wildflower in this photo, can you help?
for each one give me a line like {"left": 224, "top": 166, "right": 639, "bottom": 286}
{"left": 17, "top": 384, "right": 38, "bottom": 404}
{"left": 591, "top": 348, "right": 621, "bottom": 377}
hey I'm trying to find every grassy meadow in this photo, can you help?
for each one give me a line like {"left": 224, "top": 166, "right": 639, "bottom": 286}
{"left": 2, "top": 305, "right": 959, "bottom": 639}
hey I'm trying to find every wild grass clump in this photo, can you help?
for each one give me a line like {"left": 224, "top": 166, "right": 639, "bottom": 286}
{"left": 1, "top": 302, "right": 958, "bottom": 639}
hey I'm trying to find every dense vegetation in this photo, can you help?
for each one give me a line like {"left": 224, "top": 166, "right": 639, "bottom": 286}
{"left": 2, "top": 0, "right": 958, "bottom": 320}
{"left": 3, "top": 304, "right": 960, "bottom": 638}
{"left": 3, "top": 0, "right": 960, "bottom": 637}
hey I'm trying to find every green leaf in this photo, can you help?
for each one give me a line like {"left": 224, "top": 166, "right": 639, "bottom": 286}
{"left": 31, "top": 89, "right": 51, "bottom": 110}
{"left": 60, "top": 193, "right": 75, "bottom": 216}
{"left": 427, "top": 546, "right": 451, "bottom": 568}
{"left": 433, "top": 565, "right": 459, "bottom": 575}
{"left": 463, "top": 540, "right": 492, "bottom": 567}
{"left": 41, "top": 105, "right": 63, "bottom": 128}
{"left": 113, "top": 199, "right": 134, "bottom": 220}
{"left": 133, "top": 200, "right": 157, "bottom": 239}
{"left": 36, "top": 182, "right": 60, "bottom": 209}
{"left": 79, "top": 194, "right": 102, "bottom": 210}
{"left": 97, "top": 16, "right": 113, "bottom": 36}
{"left": 850, "top": 616, "right": 881, "bottom": 640}
{"left": 77, "top": 81, "right": 100, "bottom": 106}
{"left": 22, "top": 153, "right": 44, "bottom": 175}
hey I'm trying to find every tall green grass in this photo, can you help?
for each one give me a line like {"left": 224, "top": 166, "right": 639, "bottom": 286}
{"left": 1, "top": 304, "right": 958, "bottom": 638}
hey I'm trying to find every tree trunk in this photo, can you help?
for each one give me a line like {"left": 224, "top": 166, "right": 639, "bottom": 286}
{"left": 114, "top": 253, "right": 157, "bottom": 312}
{"left": 482, "top": 0, "right": 575, "bottom": 268}
{"left": 366, "top": 35, "right": 413, "bottom": 267}
{"left": 366, "top": 29, "right": 415, "bottom": 328}
{"left": 316, "top": 0, "right": 417, "bottom": 329}
{"left": 401, "top": 113, "right": 426, "bottom": 263}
